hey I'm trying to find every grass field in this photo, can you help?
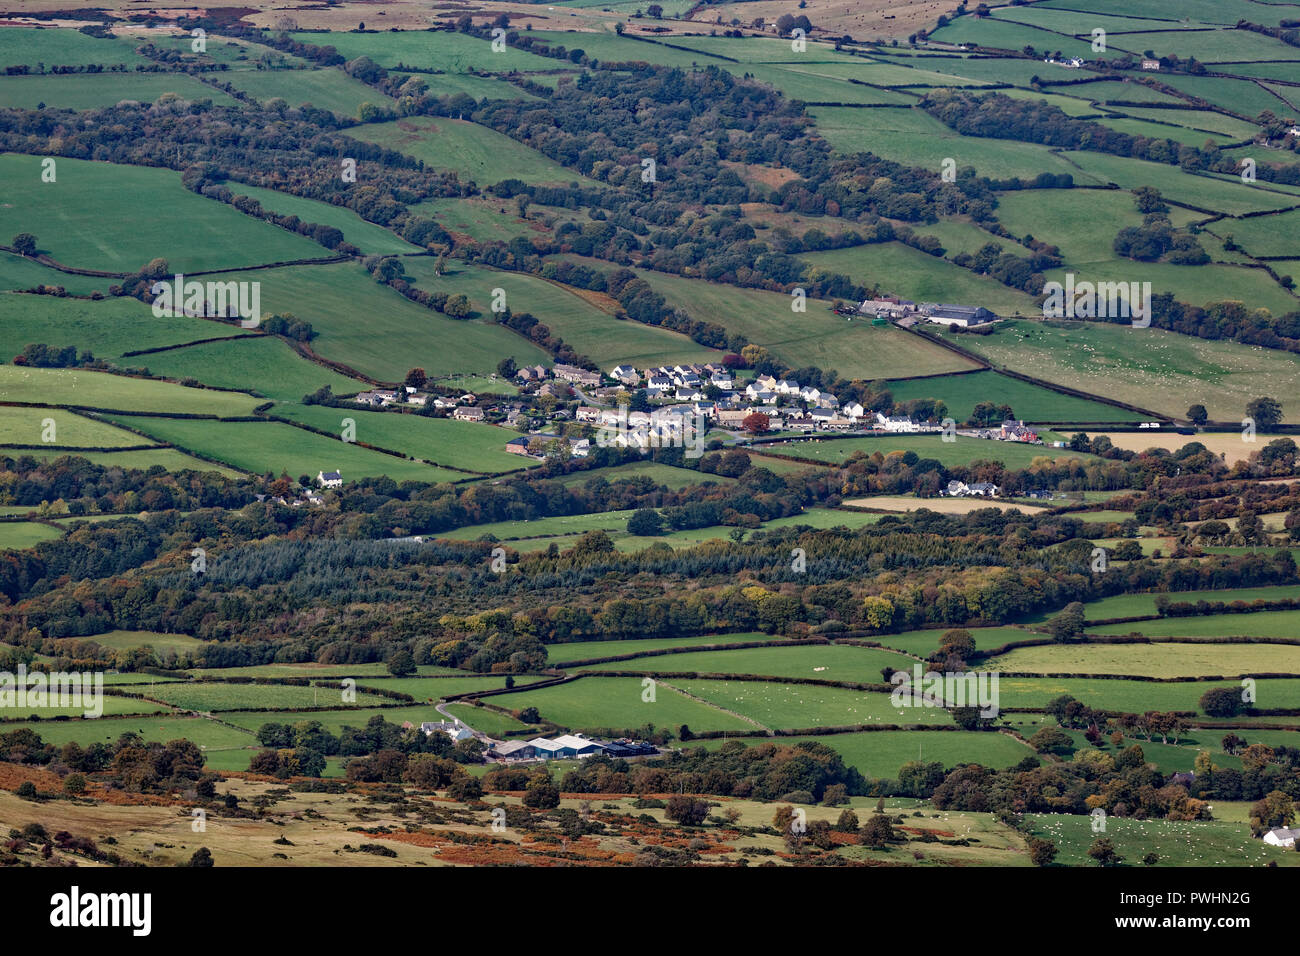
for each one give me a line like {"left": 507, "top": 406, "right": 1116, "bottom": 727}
{"left": 220, "top": 68, "right": 394, "bottom": 118}
{"left": 687, "top": 729, "right": 1032, "bottom": 779}
{"left": 991, "top": 675, "right": 1300, "bottom": 713}
{"left": 578, "top": 643, "right": 916, "bottom": 679}
{"left": 955, "top": 320, "right": 1300, "bottom": 422}
{"left": 0, "top": 27, "right": 150, "bottom": 69}
{"left": 1070, "top": 585, "right": 1300, "bottom": 621}
{"left": 402, "top": 257, "right": 716, "bottom": 368}
{"left": 762, "top": 433, "right": 1095, "bottom": 468}
{"left": 677, "top": 679, "right": 956, "bottom": 728}
{"left": 883, "top": 370, "right": 1141, "bottom": 423}
{"left": 809, "top": 105, "right": 1095, "bottom": 183}
{"left": 554, "top": 461, "right": 732, "bottom": 490}
{"left": 985, "top": 641, "right": 1300, "bottom": 677}
{"left": 0, "top": 521, "right": 61, "bottom": 550}
{"left": 0, "top": 253, "right": 111, "bottom": 295}
{"left": 223, "top": 182, "right": 419, "bottom": 255}
{"left": 800, "top": 244, "right": 1040, "bottom": 317}
{"left": 349, "top": 116, "right": 590, "bottom": 188}
{"left": 441, "top": 702, "right": 531, "bottom": 736}
{"left": 626, "top": 264, "right": 979, "bottom": 379}
{"left": 547, "top": 633, "right": 772, "bottom": 665}
{"left": 97, "top": 415, "right": 464, "bottom": 483}
{"left": 145, "top": 682, "right": 394, "bottom": 712}
{"left": 1028, "top": 811, "right": 1297, "bottom": 867}
{"left": 1090, "top": 609, "right": 1300, "bottom": 641}
{"left": 482, "top": 676, "right": 757, "bottom": 733}
{"left": 63, "top": 630, "right": 208, "bottom": 654}
{"left": 274, "top": 404, "right": 528, "bottom": 474}
{"left": 843, "top": 495, "right": 1049, "bottom": 515}
{"left": 193, "top": 262, "right": 547, "bottom": 381}
{"left": 17, "top": 447, "right": 241, "bottom": 475}
{"left": 133, "top": 336, "right": 367, "bottom": 404}
{"left": 2, "top": 713, "right": 254, "bottom": 752}
{"left": 0, "top": 71, "right": 239, "bottom": 110}
{"left": 0, "top": 406, "right": 147, "bottom": 448}
{"left": 0, "top": 365, "right": 260, "bottom": 416}
{"left": 874, "top": 626, "right": 1036, "bottom": 657}
{"left": 288, "top": 30, "right": 562, "bottom": 73}
{"left": 0, "top": 293, "right": 244, "bottom": 357}
{"left": 0, "top": 154, "right": 326, "bottom": 274}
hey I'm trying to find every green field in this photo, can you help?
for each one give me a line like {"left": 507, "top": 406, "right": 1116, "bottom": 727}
{"left": 61, "top": 630, "right": 209, "bottom": 654}
{"left": 133, "top": 337, "right": 367, "bottom": 404}
{"left": 0, "top": 71, "right": 239, "bottom": 111}
{"left": 0, "top": 365, "right": 260, "bottom": 416}
{"left": 992, "top": 675, "right": 1300, "bottom": 713}
{"left": 547, "top": 633, "right": 772, "bottom": 665}
{"left": 441, "top": 702, "right": 531, "bottom": 736}
{"left": 275, "top": 404, "right": 529, "bottom": 474}
{"left": 677, "top": 679, "right": 956, "bottom": 728}
{"left": 220, "top": 68, "right": 394, "bottom": 118}
{"left": 578, "top": 643, "right": 915, "bottom": 680}
{"left": 800, "top": 244, "right": 1040, "bottom": 317}
{"left": 223, "top": 182, "right": 419, "bottom": 255}
{"left": 0, "top": 521, "right": 62, "bottom": 550}
{"left": 16, "top": 447, "right": 241, "bottom": 476}
{"left": 1, "top": 713, "right": 255, "bottom": 752}
{"left": 553, "top": 461, "right": 732, "bottom": 490}
{"left": 986, "top": 641, "right": 1300, "bottom": 677}
{"left": 1068, "top": 585, "right": 1300, "bottom": 621}
{"left": 289, "top": 30, "right": 563, "bottom": 73}
{"left": 97, "top": 415, "right": 465, "bottom": 483}
{"left": 956, "top": 320, "right": 1300, "bottom": 423}
{"left": 1090, "top": 609, "right": 1300, "bottom": 641}
{"left": 0, "top": 253, "right": 111, "bottom": 295}
{"left": 481, "top": 676, "right": 757, "bottom": 733}
{"left": 884, "top": 370, "right": 1141, "bottom": 423}
{"left": 0, "top": 293, "right": 244, "bottom": 357}
{"left": 144, "top": 682, "right": 394, "bottom": 712}
{"left": 1028, "top": 812, "right": 1298, "bottom": 867}
{"left": 618, "top": 264, "right": 980, "bottom": 379}
{"left": 402, "top": 257, "right": 715, "bottom": 368}
{"left": 349, "top": 116, "right": 590, "bottom": 188}
{"left": 192, "top": 262, "right": 547, "bottom": 381}
{"left": 761, "top": 433, "right": 1094, "bottom": 468}
{"left": 352, "top": 675, "right": 543, "bottom": 700}
{"left": 0, "top": 28, "right": 151, "bottom": 69}
{"left": 0, "top": 406, "right": 147, "bottom": 448}
{"left": 875, "top": 626, "right": 1037, "bottom": 657}
{"left": 687, "top": 729, "right": 1032, "bottom": 779}
{"left": 0, "top": 154, "right": 326, "bottom": 274}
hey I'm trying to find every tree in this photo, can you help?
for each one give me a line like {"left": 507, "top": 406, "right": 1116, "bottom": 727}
{"left": 1199, "top": 686, "right": 1243, "bottom": 718}
{"left": 404, "top": 368, "right": 427, "bottom": 389}
{"left": 646, "top": 3, "right": 664, "bottom": 17}
{"left": 1251, "top": 790, "right": 1294, "bottom": 832}
{"left": 741, "top": 411, "right": 770, "bottom": 435}
{"left": 665, "top": 795, "right": 709, "bottom": 825}
{"left": 63, "top": 774, "right": 86, "bottom": 795}
{"left": 860, "top": 813, "right": 897, "bottom": 848}
{"left": 186, "top": 847, "right": 214, "bottom": 867}
{"left": 1087, "top": 838, "right": 1122, "bottom": 866}
{"left": 387, "top": 649, "right": 416, "bottom": 676}
{"left": 524, "top": 773, "right": 560, "bottom": 809}
{"left": 627, "top": 508, "right": 664, "bottom": 536}
{"left": 443, "top": 293, "right": 471, "bottom": 319}
{"left": 11, "top": 233, "right": 37, "bottom": 256}
{"left": 1046, "top": 602, "right": 1085, "bottom": 642}
{"left": 1187, "top": 403, "right": 1208, "bottom": 425}
{"left": 1028, "top": 727, "right": 1073, "bottom": 755}
{"left": 1027, "top": 835, "right": 1057, "bottom": 866}
{"left": 497, "top": 357, "right": 518, "bottom": 379}
{"left": 834, "top": 808, "right": 859, "bottom": 832}
{"left": 1246, "top": 397, "right": 1283, "bottom": 432}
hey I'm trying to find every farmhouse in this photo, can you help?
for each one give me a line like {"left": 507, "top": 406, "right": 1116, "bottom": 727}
{"left": 453, "top": 406, "right": 485, "bottom": 422}
{"left": 609, "top": 364, "right": 639, "bottom": 385}
{"left": 420, "top": 719, "right": 474, "bottom": 742}
{"left": 875, "top": 412, "right": 919, "bottom": 433}
{"left": 1263, "top": 827, "right": 1300, "bottom": 848}
{"left": 1000, "top": 419, "right": 1038, "bottom": 442}
{"left": 858, "top": 296, "right": 917, "bottom": 319}
{"left": 317, "top": 470, "right": 343, "bottom": 489}
{"left": 946, "top": 480, "right": 1000, "bottom": 497}
{"left": 1141, "top": 59, "right": 1161, "bottom": 70}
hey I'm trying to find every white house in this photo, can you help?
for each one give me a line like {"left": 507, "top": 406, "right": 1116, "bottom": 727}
{"left": 317, "top": 470, "right": 343, "bottom": 489}
{"left": 420, "top": 719, "right": 474, "bottom": 742}
{"left": 1264, "top": 827, "right": 1300, "bottom": 848}
{"left": 843, "top": 401, "right": 866, "bottom": 419}
{"left": 875, "top": 412, "right": 918, "bottom": 433}
{"left": 609, "top": 364, "right": 639, "bottom": 384}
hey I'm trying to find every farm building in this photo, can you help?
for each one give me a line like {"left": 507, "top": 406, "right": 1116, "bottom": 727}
{"left": 922, "top": 304, "right": 997, "bottom": 327}
{"left": 1264, "top": 827, "right": 1300, "bottom": 848}
{"left": 317, "top": 470, "right": 343, "bottom": 489}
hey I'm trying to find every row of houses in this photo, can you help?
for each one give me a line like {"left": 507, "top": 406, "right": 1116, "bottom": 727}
{"left": 943, "top": 480, "right": 1000, "bottom": 497}
{"left": 516, "top": 363, "right": 602, "bottom": 388}
{"left": 488, "top": 733, "right": 658, "bottom": 761}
